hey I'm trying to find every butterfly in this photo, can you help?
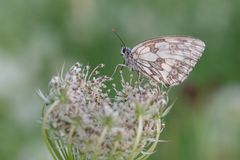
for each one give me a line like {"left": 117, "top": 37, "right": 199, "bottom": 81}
{"left": 112, "top": 30, "right": 206, "bottom": 87}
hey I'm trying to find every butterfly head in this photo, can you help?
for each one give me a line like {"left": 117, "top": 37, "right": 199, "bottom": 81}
{"left": 121, "top": 47, "right": 131, "bottom": 57}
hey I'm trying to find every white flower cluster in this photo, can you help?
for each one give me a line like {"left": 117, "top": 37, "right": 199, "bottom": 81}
{"left": 38, "top": 62, "right": 170, "bottom": 160}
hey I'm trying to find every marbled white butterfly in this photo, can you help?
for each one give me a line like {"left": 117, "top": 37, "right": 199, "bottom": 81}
{"left": 113, "top": 30, "right": 206, "bottom": 87}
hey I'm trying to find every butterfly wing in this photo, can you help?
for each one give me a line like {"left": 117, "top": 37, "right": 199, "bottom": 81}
{"left": 130, "top": 36, "right": 205, "bottom": 86}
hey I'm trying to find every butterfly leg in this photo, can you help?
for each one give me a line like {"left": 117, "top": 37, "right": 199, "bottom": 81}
{"left": 111, "top": 64, "right": 127, "bottom": 78}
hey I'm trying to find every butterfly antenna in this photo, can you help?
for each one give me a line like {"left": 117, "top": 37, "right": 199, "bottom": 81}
{"left": 112, "top": 28, "right": 126, "bottom": 47}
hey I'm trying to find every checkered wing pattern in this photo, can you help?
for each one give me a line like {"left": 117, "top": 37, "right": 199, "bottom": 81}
{"left": 130, "top": 36, "right": 205, "bottom": 86}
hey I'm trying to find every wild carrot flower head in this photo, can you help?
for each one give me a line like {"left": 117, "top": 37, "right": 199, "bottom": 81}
{"left": 38, "top": 62, "right": 171, "bottom": 160}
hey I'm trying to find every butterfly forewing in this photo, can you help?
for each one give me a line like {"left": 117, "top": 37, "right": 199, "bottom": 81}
{"left": 130, "top": 36, "right": 205, "bottom": 86}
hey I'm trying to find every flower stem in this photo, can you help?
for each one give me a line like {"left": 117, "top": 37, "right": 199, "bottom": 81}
{"left": 67, "top": 125, "right": 76, "bottom": 160}
{"left": 93, "top": 126, "right": 109, "bottom": 160}
{"left": 42, "top": 100, "right": 62, "bottom": 160}
{"left": 136, "top": 119, "right": 161, "bottom": 160}
{"left": 128, "top": 114, "right": 143, "bottom": 160}
{"left": 109, "top": 140, "right": 119, "bottom": 160}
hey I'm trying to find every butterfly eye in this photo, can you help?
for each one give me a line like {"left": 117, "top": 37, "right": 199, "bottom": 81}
{"left": 122, "top": 48, "right": 126, "bottom": 53}
{"left": 121, "top": 47, "right": 131, "bottom": 56}
{"left": 121, "top": 47, "right": 127, "bottom": 55}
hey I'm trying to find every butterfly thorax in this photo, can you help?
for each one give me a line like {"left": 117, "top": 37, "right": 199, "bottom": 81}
{"left": 121, "top": 47, "right": 138, "bottom": 70}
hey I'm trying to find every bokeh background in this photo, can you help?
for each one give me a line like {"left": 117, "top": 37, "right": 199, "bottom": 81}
{"left": 0, "top": 0, "right": 240, "bottom": 160}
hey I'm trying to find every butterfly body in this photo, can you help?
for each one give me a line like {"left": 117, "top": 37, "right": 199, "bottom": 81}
{"left": 121, "top": 47, "right": 138, "bottom": 71}
{"left": 120, "top": 36, "right": 205, "bottom": 87}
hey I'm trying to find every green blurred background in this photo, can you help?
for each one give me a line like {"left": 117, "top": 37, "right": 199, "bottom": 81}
{"left": 0, "top": 0, "right": 240, "bottom": 160}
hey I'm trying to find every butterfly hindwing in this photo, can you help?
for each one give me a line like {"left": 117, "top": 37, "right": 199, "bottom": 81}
{"left": 130, "top": 36, "right": 205, "bottom": 86}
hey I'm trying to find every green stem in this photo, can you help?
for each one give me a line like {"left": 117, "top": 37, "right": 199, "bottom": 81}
{"left": 128, "top": 115, "right": 143, "bottom": 160}
{"left": 42, "top": 100, "right": 63, "bottom": 160}
{"left": 109, "top": 140, "right": 119, "bottom": 160}
{"left": 93, "top": 126, "right": 109, "bottom": 160}
{"left": 136, "top": 119, "right": 161, "bottom": 160}
{"left": 67, "top": 125, "right": 76, "bottom": 160}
